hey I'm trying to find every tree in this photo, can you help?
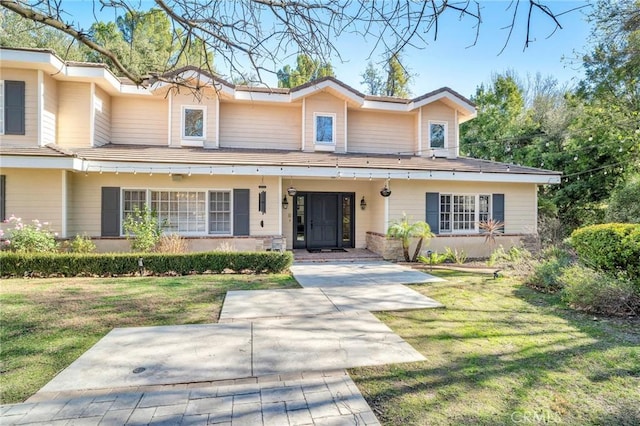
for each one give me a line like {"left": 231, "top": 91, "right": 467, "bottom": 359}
{"left": 276, "top": 54, "right": 335, "bottom": 88}
{"left": 387, "top": 214, "right": 434, "bottom": 262}
{"left": 606, "top": 175, "right": 640, "bottom": 223}
{"left": 1, "top": 0, "right": 585, "bottom": 86}
{"left": 385, "top": 53, "right": 412, "bottom": 97}
{"left": 360, "top": 61, "right": 384, "bottom": 95}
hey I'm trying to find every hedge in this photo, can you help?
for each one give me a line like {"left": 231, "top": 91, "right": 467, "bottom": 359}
{"left": 0, "top": 251, "right": 293, "bottom": 277}
{"left": 569, "top": 223, "right": 640, "bottom": 286}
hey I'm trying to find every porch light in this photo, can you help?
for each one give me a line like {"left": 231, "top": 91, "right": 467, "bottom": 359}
{"left": 380, "top": 185, "right": 391, "bottom": 197}
{"left": 282, "top": 196, "right": 289, "bottom": 209}
{"left": 287, "top": 186, "right": 297, "bottom": 196}
{"left": 360, "top": 196, "right": 367, "bottom": 210}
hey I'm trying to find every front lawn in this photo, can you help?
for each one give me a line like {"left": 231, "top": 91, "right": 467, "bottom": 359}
{"left": 0, "top": 274, "right": 298, "bottom": 404}
{"left": 351, "top": 270, "right": 640, "bottom": 425}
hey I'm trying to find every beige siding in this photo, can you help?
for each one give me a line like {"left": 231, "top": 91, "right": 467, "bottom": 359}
{"left": 0, "top": 169, "right": 63, "bottom": 234}
{"left": 57, "top": 82, "right": 92, "bottom": 148}
{"left": 94, "top": 86, "right": 111, "bottom": 146}
{"left": 347, "top": 110, "right": 415, "bottom": 154}
{"left": 219, "top": 102, "right": 301, "bottom": 150}
{"left": 0, "top": 68, "right": 38, "bottom": 146}
{"left": 304, "top": 92, "right": 345, "bottom": 152}
{"left": 421, "top": 101, "right": 457, "bottom": 158}
{"left": 42, "top": 73, "right": 58, "bottom": 145}
{"left": 68, "top": 173, "right": 281, "bottom": 237}
{"left": 387, "top": 180, "right": 537, "bottom": 234}
{"left": 170, "top": 89, "right": 217, "bottom": 148}
{"left": 111, "top": 97, "right": 168, "bottom": 145}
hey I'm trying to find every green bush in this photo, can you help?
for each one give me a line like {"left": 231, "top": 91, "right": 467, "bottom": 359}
{"left": 524, "top": 255, "right": 572, "bottom": 293}
{"left": 560, "top": 265, "right": 640, "bottom": 316}
{"left": 418, "top": 251, "right": 447, "bottom": 265}
{"left": 444, "top": 247, "right": 467, "bottom": 264}
{"left": 487, "top": 245, "right": 531, "bottom": 267}
{"left": 1, "top": 216, "right": 58, "bottom": 253}
{"left": 123, "top": 205, "right": 163, "bottom": 252}
{"left": 569, "top": 223, "right": 640, "bottom": 286}
{"left": 66, "top": 234, "right": 97, "bottom": 253}
{"left": 605, "top": 175, "right": 640, "bottom": 223}
{"left": 0, "top": 251, "right": 293, "bottom": 277}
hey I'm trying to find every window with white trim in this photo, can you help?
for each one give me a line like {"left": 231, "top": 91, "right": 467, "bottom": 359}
{"left": 314, "top": 113, "right": 335, "bottom": 144}
{"left": 182, "top": 106, "right": 206, "bottom": 139}
{"left": 209, "top": 191, "right": 231, "bottom": 234}
{"left": 440, "top": 194, "right": 491, "bottom": 233}
{"left": 122, "top": 189, "right": 147, "bottom": 234}
{"left": 429, "top": 121, "right": 447, "bottom": 149}
{"left": 0, "top": 80, "right": 26, "bottom": 135}
{"left": 152, "top": 190, "right": 206, "bottom": 233}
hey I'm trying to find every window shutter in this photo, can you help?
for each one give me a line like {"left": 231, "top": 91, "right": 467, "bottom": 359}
{"left": 425, "top": 192, "right": 439, "bottom": 234}
{"left": 5, "top": 81, "right": 25, "bottom": 135}
{"left": 233, "top": 189, "right": 250, "bottom": 236}
{"left": 101, "top": 187, "right": 120, "bottom": 237}
{"left": 493, "top": 193, "right": 505, "bottom": 232}
{"left": 0, "top": 175, "right": 5, "bottom": 221}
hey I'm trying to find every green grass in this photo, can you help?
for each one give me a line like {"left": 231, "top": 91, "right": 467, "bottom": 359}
{"left": 350, "top": 270, "right": 640, "bottom": 426}
{"left": 0, "top": 274, "right": 298, "bottom": 404}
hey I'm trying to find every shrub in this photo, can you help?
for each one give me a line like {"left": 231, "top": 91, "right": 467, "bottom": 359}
{"left": 524, "top": 253, "right": 572, "bottom": 293}
{"left": 605, "top": 175, "right": 640, "bottom": 223}
{"left": 569, "top": 223, "right": 640, "bottom": 286}
{"left": 157, "top": 234, "right": 188, "bottom": 254}
{"left": 66, "top": 234, "right": 96, "bottom": 253}
{"left": 488, "top": 245, "right": 529, "bottom": 267}
{"left": 1, "top": 216, "right": 58, "bottom": 253}
{"left": 444, "top": 247, "right": 467, "bottom": 264}
{"left": 387, "top": 214, "right": 434, "bottom": 262}
{"left": 418, "top": 251, "right": 447, "bottom": 266}
{"left": 0, "top": 251, "right": 293, "bottom": 277}
{"left": 123, "top": 205, "right": 162, "bottom": 252}
{"left": 560, "top": 265, "right": 640, "bottom": 316}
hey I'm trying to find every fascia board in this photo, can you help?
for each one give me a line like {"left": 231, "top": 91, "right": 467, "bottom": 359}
{"left": 290, "top": 81, "right": 364, "bottom": 106}
{"left": 412, "top": 91, "right": 476, "bottom": 116}
{"left": 0, "top": 156, "right": 76, "bottom": 169}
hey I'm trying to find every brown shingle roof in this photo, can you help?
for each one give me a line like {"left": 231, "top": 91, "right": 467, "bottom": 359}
{"left": 71, "top": 144, "right": 558, "bottom": 176}
{"left": 0, "top": 144, "right": 73, "bottom": 157}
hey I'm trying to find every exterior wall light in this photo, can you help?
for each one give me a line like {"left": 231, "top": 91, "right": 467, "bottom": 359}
{"left": 282, "top": 196, "right": 289, "bottom": 209}
{"left": 360, "top": 196, "right": 367, "bottom": 210}
{"left": 287, "top": 186, "right": 297, "bottom": 196}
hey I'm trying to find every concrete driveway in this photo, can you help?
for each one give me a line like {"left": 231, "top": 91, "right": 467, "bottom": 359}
{"left": 2, "top": 261, "right": 444, "bottom": 425}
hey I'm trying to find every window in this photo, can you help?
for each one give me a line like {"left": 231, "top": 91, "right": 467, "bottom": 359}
{"left": 209, "top": 191, "right": 231, "bottom": 235}
{"left": 182, "top": 106, "right": 206, "bottom": 139}
{"left": 122, "top": 189, "right": 147, "bottom": 233}
{"left": 152, "top": 191, "right": 206, "bottom": 233}
{"left": 439, "top": 194, "right": 492, "bottom": 233}
{"left": 1, "top": 80, "right": 26, "bottom": 135}
{"left": 314, "top": 113, "right": 335, "bottom": 144}
{"left": 429, "top": 121, "right": 447, "bottom": 149}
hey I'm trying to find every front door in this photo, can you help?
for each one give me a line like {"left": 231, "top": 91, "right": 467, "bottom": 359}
{"left": 308, "top": 193, "right": 339, "bottom": 248}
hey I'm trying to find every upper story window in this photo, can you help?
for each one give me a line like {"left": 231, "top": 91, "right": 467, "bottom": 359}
{"left": 314, "top": 113, "right": 335, "bottom": 145}
{"left": 429, "top": 121, "right": 447, "bottom": 149}
{"left": 0, "top": 80, "right": 26, "bottom": 135}
{"left": 182, "top": 106, "right": 206, "bottom": 139}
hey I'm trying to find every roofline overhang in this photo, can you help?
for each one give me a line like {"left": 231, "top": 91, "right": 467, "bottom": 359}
{"left": 0, "top": 155, "right": 561, "bottom": 184}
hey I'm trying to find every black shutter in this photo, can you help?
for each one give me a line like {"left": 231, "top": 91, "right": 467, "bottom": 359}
{"left": 493, "top": 193, "right": 505, "bottom": 232}
{"left": 101, "top": 187, "right": 120, "bottom": 237}
{"left": 0, "top": 175, "right": 5, "bottom": 221}
{"left": 425, "top": 192, "right": 439, "bottom": 234}
{"left": 5, "top": 81, "right": 25, "bottom": 135}
{"left": 233, "top": 189, "right": 250, "bottom": 236}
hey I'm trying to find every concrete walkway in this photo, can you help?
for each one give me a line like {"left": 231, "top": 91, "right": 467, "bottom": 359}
{"left": 1, "top": 261, "right": 443, "bottom": 425}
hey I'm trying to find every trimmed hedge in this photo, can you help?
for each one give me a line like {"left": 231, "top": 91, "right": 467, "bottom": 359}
{"left": 0, "top": 251, "right": 293, "bottom": 277}
{"left": 569, "top": 223, "right": 640, "bottom": 286}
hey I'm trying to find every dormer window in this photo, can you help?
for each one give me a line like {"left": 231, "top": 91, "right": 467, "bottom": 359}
{"left": 182, "top": 106, "right": 206, "bottom": 139}
{"left": 429, "top": 121, "right": 447, "bottom": 149}
{"left": 314, "top": 113, "right": 335, "bottom": 145}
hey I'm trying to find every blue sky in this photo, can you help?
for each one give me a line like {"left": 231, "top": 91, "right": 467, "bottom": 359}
{"left": 68, "top": 0, "right": 593, "bottom": 98}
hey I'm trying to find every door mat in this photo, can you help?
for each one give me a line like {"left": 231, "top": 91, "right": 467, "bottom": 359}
{"left": 307, "top": 248, "right": 348, "bottom": 253}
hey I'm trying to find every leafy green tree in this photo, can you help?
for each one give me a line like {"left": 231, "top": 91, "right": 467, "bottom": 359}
{"left": 387, "top": 214, "right": 434, "bottom": 262}
{"left": 360, "top": 61, "right": 384, "bottom": 95}
{"left": 385, "top": 53, "right": 412, "bottom": 97}
{"left": 276, "top": 54, "right": 335, "bottom": 88}
{"left": 606, "top": 175, "right": 640, "bottom": 223}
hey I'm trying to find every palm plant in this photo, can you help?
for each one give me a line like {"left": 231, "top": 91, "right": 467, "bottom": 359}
{"left": 479, "top": 219, "right": 505, "bottom": 246}
{"left": 387, "top": 214, "right": 435, "bottom": 262}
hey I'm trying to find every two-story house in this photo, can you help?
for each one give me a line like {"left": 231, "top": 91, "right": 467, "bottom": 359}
{"left": 0, "top": 47, "right": 561, "bottom": 258}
